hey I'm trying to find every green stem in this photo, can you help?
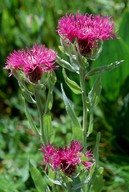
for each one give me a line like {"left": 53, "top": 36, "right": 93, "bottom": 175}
{"left": 79, "top": 66, "right": 88, "bottom": 151}
{"left": 34, "top": 88, "right": 46, "bottom": 144}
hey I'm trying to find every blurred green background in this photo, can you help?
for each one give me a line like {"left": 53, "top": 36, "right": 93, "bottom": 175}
{"left": 0, "top": 0, "right": 129, "bottom": 191}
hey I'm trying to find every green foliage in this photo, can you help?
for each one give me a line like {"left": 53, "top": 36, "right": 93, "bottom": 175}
{"left": 0, "top": 117, "right": 41, "bottom": 192}
{"left": 43, "top": 114, "right": 54, "bottom": 144}
{"left": 119, "top": 9, "right": 129, "bottom": 44}
{"left": 62, "top": 69, "right": 82, "bottom": 95}
{"left": 29, "top": 163, "right": 47, "bottom": 192}
{"left": 91, "top": 9, "right": 129, "bottom": 100}
{"left": 1, "top": 1, "right": 129, "bottom": 192}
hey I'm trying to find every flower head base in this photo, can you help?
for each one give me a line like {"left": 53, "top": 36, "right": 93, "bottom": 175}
{"left": 40, "top": 140, "right": 94, "bottom": 176}
{"left": 57, "top": 13, "right": 116, "bottom": 59}
{"left": 5, "top": 44, "right": 58, "bottom": 83}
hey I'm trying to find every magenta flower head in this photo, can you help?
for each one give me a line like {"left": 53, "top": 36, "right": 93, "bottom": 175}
{"left": 5, "top": 44, "right": 58, "bottom": 83}
{"left": 57, "top": 13, "right": 116, "bottom": 59}
{"left": 40, "top": 140, "right": 94, "bottom": 176}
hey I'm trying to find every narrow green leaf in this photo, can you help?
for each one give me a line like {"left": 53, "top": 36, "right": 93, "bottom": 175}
{"left": 29, "top": 163, "right": 47, "bottom": 192}
{"left": 58, "top": 45, "right": 65, "bottom": 53}
{"left": 23, "top": 98, "right": 40, "bottom": 136}
{"left": 34, "top": 88, "right": 44, "bottom": 115}
{"left": 91, "top": 38, "right": 129, "bottom": 100}
{"left": 87, "top": 163, "right": 103, "bottom": 192}
{"left": 59, "top": 38, "right": 80, "bottom": 72}
{"left": 47, "top": 169, "right": 66, "bottom": 190}
{"left": 56, "top": 56, "right": 75, "bottom": 72}
{"left": 44, "top": 90, "right": 53, "bottom": 113}
{"left": 21, "top": 88, "right": 36, "bottom": 103}
{"left": 46, "top": 177, "right": 62, "bottom": 186}
{"left": 87, "top": 113, "right": 93, "bottom": 137}
{"left": 44, "top": 72, "right": 56, "bottom": 114}
{"left": 87, "top": 60, "right": 123, "bottom": 77}
{"left": 89, "top": 163, "right": 96, "bottom": 178}
{"left": 69, "top": 55, "right": 79, "bottom": 72}
{"left": 43, "top": 114, "right": 53, "bottom": 144}
{"left": 46, "top": 172, "right": 62, "bottom": 186}
{"left": 61, "top": 84, "right": 81, "bottom": 129}
{"left": 72, "top": 124, "right": 83, "bottom": 143}
{"left": 93, "top": 132, "right": 101, "bottom": 166}
{"left": 63, "top": 69, "right": 82, "bottom": 94}
{"left": 76, "top": 52, "right": 88, "bottom": 68}
{"left": 18, "top": 76, "right": 34, "bottom": 95}
{"left": 18, "top": 78, "right": 36, "bottom": 104}
{"left": 88, "top": 78, "right": 102, "bottom": 109}
{"left": 91, "top": 168, "right": 104, "bottom": 192}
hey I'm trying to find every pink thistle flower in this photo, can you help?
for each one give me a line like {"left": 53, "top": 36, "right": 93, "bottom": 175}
{"left": 40, "top": 144, "right": 60, "bottom": 171}
{"left": 5, "top": 44, "right": 58, "bottom": 83}
{"left": 57, "top": 14, "right": 76, "bottom": 42}
{"left": 57, "top": 13, "right": 116, "bottom": 58}
{"left": 40, "top": 140, "right": 94, "bottom": 176}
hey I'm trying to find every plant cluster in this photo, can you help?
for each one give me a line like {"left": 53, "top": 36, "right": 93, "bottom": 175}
{"left": 4, "top": 12, "right": 125, "bottom": 192}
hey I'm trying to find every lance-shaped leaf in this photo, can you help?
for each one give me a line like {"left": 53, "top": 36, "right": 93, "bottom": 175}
{"left": 87, "top": 60, "right": 124, "bottom": 77}
{"left": 87, "top": 113, "right": 93, "bottom": 137}
{"left": 56, "top": 56, "right": 75, "bottom": 72}
{"left": 72, "top": 124, "right": 83, "bottom": 142}
{"left": 29, "top": 163, "right": 47, "bottom": 192}
{"left": 61, "top": 84, "right": 81, "bottom": 129}
{"left": 87, "top": 78, "right": 101, "bottom": 136}
{"left": 43, "top": 113, "right": 53, "bottom": 144}
{"left": 90, "top": 167, "right": 104, "bottom": 192}
{"left": 69, "top": 55, "right": 79, "bottom": 73}
{"left": 20, "top": 88, "right": 36, "bottom": 104}
{"left": 88, "top": 78, "right": 102, "bottom": 109}
{"left": 46, "top": 170, "right": 62, "bottom": 186}
{"left": 18, "top": 78, "right": 36, "bottom": 104}
{"left": 87, "top": 134, "right": 103, "bottom": 192}
{"left": 93, "top": 132, "right": 101, "bottom": 166}
{"left": 63, "top": 69, "right": 82, "bottom": 94}
{"left": 46, "top": 175, "right": 62, "bottom": 186}
{"left": 44, "top": 72, "right": 56, "bottom": 114}
{"left": 59, "top": 38, "right": 80, "bottom": 72}
{"left": 76, "top": 52, "right": 88, "bottom": 68}
{"left": 23, "top": 98, "right": 40, "bottom": 136}
{"left": 58, "top": 45, "right": 65, "bottom": 53}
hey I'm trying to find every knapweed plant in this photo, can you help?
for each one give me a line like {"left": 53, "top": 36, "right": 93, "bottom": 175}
{"left": 5, "top": 12, "right": 123, "bottom": 192}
